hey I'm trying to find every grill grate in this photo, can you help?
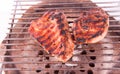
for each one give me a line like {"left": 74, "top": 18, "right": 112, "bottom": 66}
{"left": 1, "top": 0, "right": 120, "bottom": 74}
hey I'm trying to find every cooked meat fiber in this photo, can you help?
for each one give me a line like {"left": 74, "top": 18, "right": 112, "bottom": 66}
{"left": 28, "top": 10, "right": 74, "bottom": 62}
{"left": 73, "top": 9, "right": 109, "bottom": 44}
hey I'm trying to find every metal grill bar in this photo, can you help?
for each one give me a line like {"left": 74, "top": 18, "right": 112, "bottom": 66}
{"left": 2, "top": 0, "right": 120, "bottom": 74}
{"left": 1, "top": 68, "right": 120, "bottom": 71}
{"left": 14, "top": 0, "right": 120, "bottom": 4}
{"left": 9, "top": 15, "right": 120, "bottom": 20}
{"left": 7, "top": 28, "right": 120, "bottom": 32}
{"left": 6, "top": 32, "right": 29, "bottom": 34}
{"left": 1, "top": 54, "right": 120, "bottom": 58}
{"left": 4, "top": 38, "right": 31, "bottom": 40}
{"left": 2, "top": 42, "right": 120, "bottom": 46}
{"left": 0, "top": 68, "right": 120, "bottom": 71}
{"left": 2, "top": 61, "right": 120, "bottom": 64}
{"left": 0, "top": 49, "right": 113, "bottom": 52}
{"left": 1, "top": 48, "right": 120, "bottom": 52}
{"left": 11, "top": 10, "right": 120, "bottom": 15}
{"left": 0, "top": 49, "right": 34, "bottom": 51}
{"left": 3, "top": 36, "right": 120, "bottom": 40}
{"left": 8, "top": 23, "right": 120, "bottom": 28}
{"left": 11, "top": 6, "right": 120, "bottom": 10}
{"left": 13, "top": 4, "right": 119, "bottom": 7}
{"left": 11, "top": 9, "right": 120, "bottom": 14}
{"left": 4, "top": 33, "right": 120, "bottom": 36}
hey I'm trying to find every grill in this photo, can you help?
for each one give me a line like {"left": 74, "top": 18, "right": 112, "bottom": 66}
{"left": 0, "top": 0, "right": 120, "bottom": 74}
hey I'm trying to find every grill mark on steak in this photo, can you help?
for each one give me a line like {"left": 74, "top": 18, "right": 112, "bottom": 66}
{"left": 102, "top": 17, "right": 107, "bottom": 23}
{"left": 47, "top": 42, "right": 61, "bottom": 54}
{"left": 40, "top": 34, "right": 53, "bottom": 47}
{"left": 91, "top": 31, "right": 103, "bottom": 38}
{"left": 95, "top": 15, "right": 101, "bottom": 18}
{"left": 76, "top": 37, "right": 86, "bottom": 43}
{"left": 82, "top": 25, "right": 89, "bottom": 30}
{"left": 48, "top": 44, "right": 59, "bottom": 54}
{"left": 57, "top": 19, "right": 63, "bottom": 24}
{"left": 57, "top": 18, "right": 63, "bottom": 24}
{"left": 59, "top": 51, "right": 65, "bottom": 56}
{"left": 83, "top": 19, "right": 92, "bottom": 23}
{"left": 58, "top": 23, "right": 64, "bottom": 29}
{"left": 60, "top": 30, "right": 66, "bottom": 35}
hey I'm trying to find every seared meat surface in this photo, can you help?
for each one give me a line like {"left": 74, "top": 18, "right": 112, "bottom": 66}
{"left": 72, "top": 8, "right": 109, "bottom": 44}
{"left": 29, "top": 10, "right": 74, "bottom": 62}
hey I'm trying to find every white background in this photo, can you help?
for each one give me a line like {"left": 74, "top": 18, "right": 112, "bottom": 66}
{"left": 0, "top": 0, "right": 14, "bottom": 43}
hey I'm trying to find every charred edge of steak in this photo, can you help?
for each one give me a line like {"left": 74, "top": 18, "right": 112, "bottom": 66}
{"left": 44, "top": 42, "right": 52, "bottom": 49}
{"left": 48, "top": 48, "right": 55, "bottom": 54}
{"left": 36, "top": 36, "right": 44, "bottom": 41}
{"left": 37, "top": 36, "right": 50, "bottom": 45}
{"left": 39, "top": 39, "right": 48, "bottom": 45}
{"left": 51, "top": 12, "right": 63, "bottom": 20}
{"left": 76, "top": 37, "right": 86, "bottom": 43}
{"left": 51, "top": 12, "right": 64, "bottom": 25}
{"left": 52, "top": 12, "right": 65, "bottom": 29}
{"left": 43, "top": 10, "right": 56, "bottom": 18}
{"left": 48, "top": 12, "right": 55, "bottom": 19}
{"left": 91, "top": 31, "right": 103, "bottom": 38}
{"left": 58, "top": 44, "right": 67, "bottom": 56}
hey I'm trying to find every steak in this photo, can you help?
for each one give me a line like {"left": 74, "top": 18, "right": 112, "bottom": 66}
{"left": 72, "top": 8, "right": 109, "bottom": 44}
{"left": 28, "top": 10, "right": 74, "bottom": 62}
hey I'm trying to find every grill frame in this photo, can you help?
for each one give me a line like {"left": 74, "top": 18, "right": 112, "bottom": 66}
{"left": 1, "top": 0, "right": 120, "bottom": 74}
